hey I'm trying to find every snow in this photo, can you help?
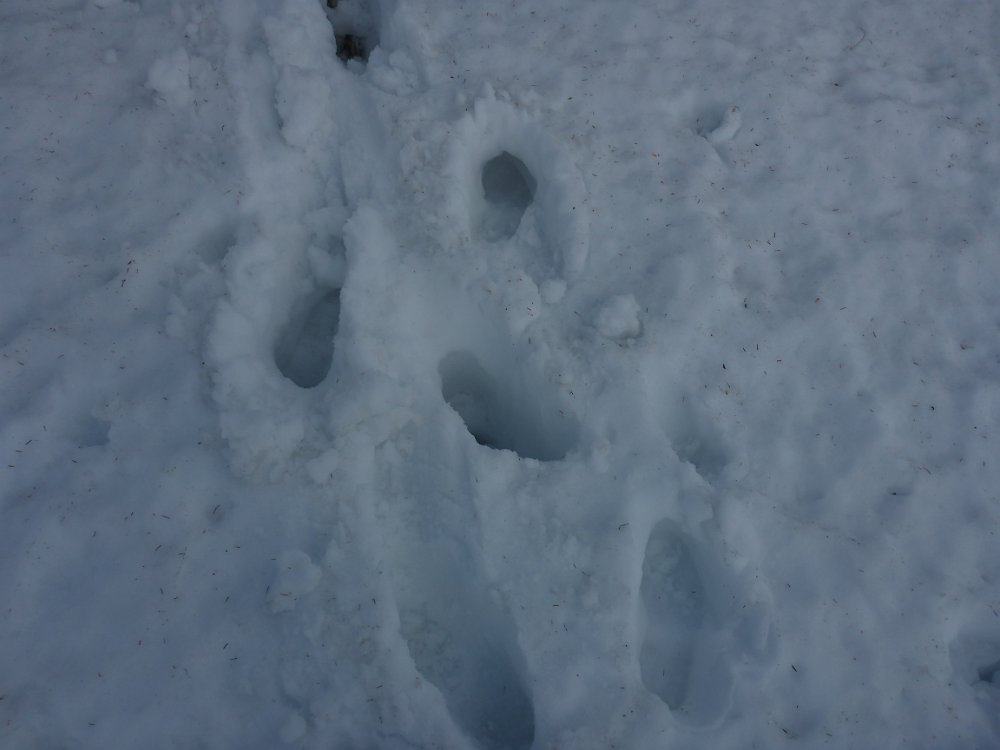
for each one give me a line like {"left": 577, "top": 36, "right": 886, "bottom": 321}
{"left": 2, "top": 0, "right": 999, "bottom": 747}
{"left": 596, "top": 294, "right": 641, "bottom": 340}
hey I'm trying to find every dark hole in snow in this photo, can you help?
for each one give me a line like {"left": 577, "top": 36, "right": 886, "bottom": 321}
{"left": 274, "top": 288, "right": 341, "bottom": 388}
{"left": 665, "top": 400, "right": 731, "bottom": 481}
{"left": 979, "top": 659, "right": 1000, "bottom": 684}
{"left": 694, "top": 106, "right": 726, "bottom": 137}
{"left": 674, "top": 433, "right": 729, "bottom": 481}
{"left": 325, "top": 0, "right": 376, "bottom": 63}
{"left": 479, "top": 152, "right": 537, "bottom": 242}
{"left": 440, "top": 351, "right": 501, "bottom": 449}
{"left": 336, "top": 34, "right": 368, "bottom": 62}
{"left": 439, "top": 350, "right": 577, "bottom": 461}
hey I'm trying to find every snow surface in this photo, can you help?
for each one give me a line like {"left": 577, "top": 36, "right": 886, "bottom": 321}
{"left": 2, "top": 0, "right": 1000, "bottom": 747}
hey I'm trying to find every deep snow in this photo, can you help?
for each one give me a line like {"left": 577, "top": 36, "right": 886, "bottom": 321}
{"left": 2, "top": 0, "right": 999, "bottom": 748}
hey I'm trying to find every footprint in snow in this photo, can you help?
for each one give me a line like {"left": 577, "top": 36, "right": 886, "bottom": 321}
{"left": 323, "top": 0, "right": 377, "bottom": 64}
{"left": 695, "top": 104, "right": 741, "bottom": 145}
{"left": 379, "top": 430, "right": 536, "bottom": 750}
{"left": 438, "top": 349, "right": 578, "bottom": 462}
{"left": 449, "top": 91, "right": 590, "bottom": 279}
{"left": 664, "top": 397, "right": 732, "bottom": 483}
{"left": 396, "top": 545, "right": 536, "bottom": 750}
{"left": 274, "top": 286, "right": 341, "bottom": 389}
{"left": 478, "top": 151, "right": 537, "bottom": 243}
{"left": 639, "top": 519, "right": 744, "bottom": 725}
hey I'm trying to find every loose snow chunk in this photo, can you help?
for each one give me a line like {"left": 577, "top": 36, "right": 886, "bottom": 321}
{"left": 596, "top": 294, "right": 641, "bottom": 340}
{"left": 147, "top": 49, "right": 192, "bottom": 109}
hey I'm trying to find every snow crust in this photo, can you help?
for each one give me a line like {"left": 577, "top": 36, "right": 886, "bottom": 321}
{"left": 2, "top": 0, "right": 999, "bottom": 747}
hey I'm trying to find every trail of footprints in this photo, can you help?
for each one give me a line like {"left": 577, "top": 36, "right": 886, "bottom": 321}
{"left": 254, "top": 6, "right": 753, "bottom": 742}
{"left": 263, "top": 143, "right": 749, "bottom": 745}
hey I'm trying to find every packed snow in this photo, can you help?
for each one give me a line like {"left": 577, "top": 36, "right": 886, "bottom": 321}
{"left": 2, "top": 0, "right": 999, "bottom": 747}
